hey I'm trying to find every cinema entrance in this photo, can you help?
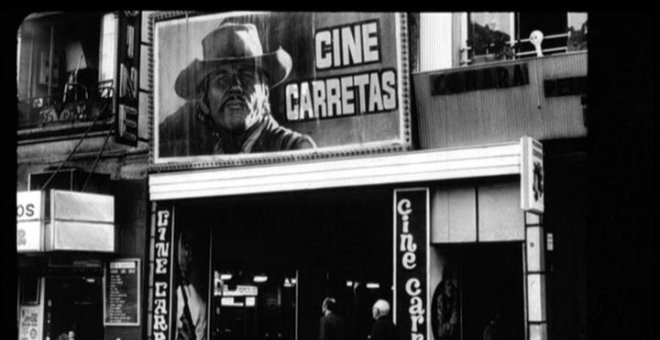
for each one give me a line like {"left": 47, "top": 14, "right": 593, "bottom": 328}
{"left": 146, "top": 140, "right": 547, "bottom": 340}
{"left": 163, "top": 186, "right": 394, "bottom": 340}
{"left": 151, "top": 181, "right": 535, "bottom": 340}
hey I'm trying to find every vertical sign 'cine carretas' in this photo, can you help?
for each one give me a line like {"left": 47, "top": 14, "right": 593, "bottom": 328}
{"left": 394, "top": 188, "right": 429, "bottom": 340}
{"left": 149, "top": 205, "right": 174, "bottom": 340}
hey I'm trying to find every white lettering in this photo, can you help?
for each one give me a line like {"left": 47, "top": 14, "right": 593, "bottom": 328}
{"left": 155, "top": 282, "right": 168, "bottom": 297}
{"left": 368, "top": 72, "right": 384, "bottom": 111}
{"left": 300, "top": 82, "right": 314, "bottom": 120}
{"left": 157, "top": 227, "right": 167, "bottom": 241}
{"left": 326, "top": 78, "right": 342, "bottom": 117}
{"left": 315, "top": 31, "right": 332, "bottom": 70}
{"left": 382, "top": 70, "right": 397, "bottom": 110}
{"left": 154, "top": 299, "right": 167, "bottom": 315}
{"left": 362, "top": 22, "right": 379, "bottom": 62}
{"left": 410, "top": 314, "right": 425, "bottom": 332}
{"left": 312, "top": 80, "right": 327, "bottom": 118}
{"left": 340, "top": 76, "right": 355, "bottom": 115}
{"left": 353, "top": 74, "right": 370, "bottom": 113}
{"left": 315, "top": 21, "right": 380, "bottom": 69}
{"left": 409, "top": 296, "right": 425, "bottom": 315}
{"left": 284, "top": 70, "right": 397, "bottom": 122}
{"left": 399, "top": 234, "right": 418, "bottom": 252}
{"left": 402, "top": 252, "right": 417, "bottom": 270}
{"left": 157, "top": 210, "right": 170, "bottom": 227}
{"left": 286, "top": 83, "right": 299, "bottom": 121}
{"left": 405, "top": 278, "right": 421, "bottom": 296}
{"left": 341, "top": 25, "right": 362, "bottom": 65}
{"left": 332, "top": 29, "right": 341, "bottom": 68}
{"left": 397, "top": 199, "right": 412, "bottom": 216}
{"left": 155, "top": 242, "right": 169, "bottom": 257}
{"left": 153, "top": 315, "right": 168, "bottom": 331}
{"left": 155, "top": 258, "right": 168, "bottom": 274}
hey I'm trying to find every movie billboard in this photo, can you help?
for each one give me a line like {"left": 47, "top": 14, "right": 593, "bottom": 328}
{"left": 151, "top": 12, "right": 410, "bottom": 168}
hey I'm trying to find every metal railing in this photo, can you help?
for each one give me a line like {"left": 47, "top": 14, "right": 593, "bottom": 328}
{"left": 18, "top": 80, "right": 115, "bottom": 129}
{"left": 460, "top": 32, "right": 577, "bottom": 66}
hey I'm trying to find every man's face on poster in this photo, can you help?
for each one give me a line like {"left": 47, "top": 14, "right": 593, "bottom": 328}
{"left": 206, "top": 63, "right": 270, "bottom": 132}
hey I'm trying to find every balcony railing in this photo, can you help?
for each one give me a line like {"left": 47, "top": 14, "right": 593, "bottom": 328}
{"left": 460, "top": 31, "right": 583, "bottom": 66}
{"left": 18, "top": 80, "right": 115, "bottom": 130}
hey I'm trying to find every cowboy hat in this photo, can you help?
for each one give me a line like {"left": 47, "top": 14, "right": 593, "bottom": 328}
{"left": 174, "top": 22, "right": 293, "bottom": 100}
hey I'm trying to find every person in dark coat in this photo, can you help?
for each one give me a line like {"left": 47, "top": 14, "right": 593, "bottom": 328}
{"left": 370, "top": 299, "right": 398, "bottom": 340}
{"left": 158, "top": 21, "right": 316, "bottom": 157}
{"left": 319, "top": 297, "right": 347, "bottom": 340}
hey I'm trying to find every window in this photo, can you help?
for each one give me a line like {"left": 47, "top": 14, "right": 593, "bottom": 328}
{"left": 467, "top": 13, "right": 514, "bottom": 60}
{"left": 16, "top": 12, "right": 117, "bottom": 130}
{"left": 463, "top": 12, "right": 587, "bottom": 64}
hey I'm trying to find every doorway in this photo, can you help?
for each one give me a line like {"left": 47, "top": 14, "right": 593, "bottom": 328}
{"left": 434, "top": 242, "right": 525, "bottom": 340}
{"left": 47, "top": 272, "right": 104, "bottom": 340}
{"left": 175, "top": 187, "right": 394, "bottom": 340}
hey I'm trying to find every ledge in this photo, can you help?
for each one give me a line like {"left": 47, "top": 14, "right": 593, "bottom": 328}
{"left": 149, "top": 141, "right": 522, "bottom": 201}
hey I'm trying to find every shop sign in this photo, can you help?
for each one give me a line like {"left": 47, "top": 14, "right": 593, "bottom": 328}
{"left": 47, "top": 190, "right": 115, "bottom": 252}
{"left": 394, "top": 188, "right": 430, "bottom": 340}
{"left": 219, "top": 284, "right": 259, "bottom": 297}
{"left": 151, "top": 12, "right": 411, "bottom": 169}
{"left": 115, "top": 11, "right": 141, "bottom": 146}
{"left": 17, "top": 191, "right": 43, "bottom": 252}
{"left": 149, "top": 205, "right": 174, "bottom": 340}
{"left": 521, "top": 136, "right": 544, "bottom": 213}
{"left": 430, "top": 63, "right": 529, "bottom": 96}
{"left": 104, "top": 258, "right": 141, "bottom": 326}
{"left": 19, "top": 305, "right": 43, "bottom": 340}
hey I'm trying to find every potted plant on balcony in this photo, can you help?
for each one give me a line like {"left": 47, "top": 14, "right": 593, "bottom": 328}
{"left": 467, "top": 23, "right": 514, "bottom": 64}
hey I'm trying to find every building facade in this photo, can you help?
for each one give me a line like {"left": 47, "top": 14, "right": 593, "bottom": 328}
{"left": 15, "top": 11, "right": 587, "bottom": 340}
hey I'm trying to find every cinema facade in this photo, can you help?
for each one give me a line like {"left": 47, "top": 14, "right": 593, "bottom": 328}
{"left": 16, "top": 11, "right": 587, "bottom": 340}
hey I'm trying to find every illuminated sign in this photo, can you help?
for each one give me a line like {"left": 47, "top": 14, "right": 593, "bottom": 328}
{"left": 394, "top": 188, "right": 430, "bottom": 340}
{"left": 521, "top": 136, "right": 544, "bottom": 213}
{"left": 115, "top": 11, "right": 141, "bottom": 146}
{"left": 16, "top": 191, "right": 43, "bottom": 252}
{"left": 219, "top": 285, "right": 259, "bottom": 297}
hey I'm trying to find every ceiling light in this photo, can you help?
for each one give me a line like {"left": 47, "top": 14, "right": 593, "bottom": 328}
{"left": 253, "top": 275, "right": 268, "bottom": 283}
{"left": 366, "top": 282, "right": 380, "bottom": 289}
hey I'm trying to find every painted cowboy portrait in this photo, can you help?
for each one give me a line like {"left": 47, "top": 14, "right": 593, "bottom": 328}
{"left": 158, "top": 20, "right": 317, "bottom": 157}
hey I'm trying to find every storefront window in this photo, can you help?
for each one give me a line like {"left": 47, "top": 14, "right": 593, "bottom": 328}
{"left": 170, "top": 189, "right": 394, "bottom": 340}
{"left": 211, "top": 266, "right": 298, "bottom": 340}
{"left": 567, "top": 13, "right": 588, "bottom": 51}
{"left": 19, "top": 276, "right": 40, "bottom": 305}
{"left": 47, "top": 273, "right": 104, "bottom": 340}
{"left": 516, "top": 12, "right": 570, "bottom": 57}
{"left": 467, "top": 13, "right": 514, "bottom": 61}
{"left": 464, "top": 12, "right": 587, "bottom": 64}
{"left": 16, "top": 12, "right": 116, "bottom": 129}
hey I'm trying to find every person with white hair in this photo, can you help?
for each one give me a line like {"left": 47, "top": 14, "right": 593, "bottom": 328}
{"left": 370, "top": 299, "right": 398, "bottom": 340}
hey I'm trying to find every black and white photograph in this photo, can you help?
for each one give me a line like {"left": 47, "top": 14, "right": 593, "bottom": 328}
{"left": 4, "top": 10, "right": 653, "bottom": 340}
